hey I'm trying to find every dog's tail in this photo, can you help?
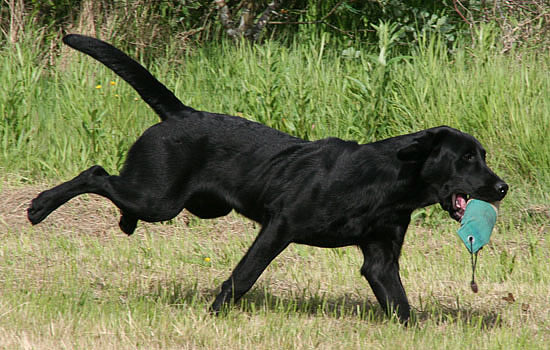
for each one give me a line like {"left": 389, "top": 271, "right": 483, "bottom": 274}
{"left": 63, "top": 34, "right": 193, "bottom": 120}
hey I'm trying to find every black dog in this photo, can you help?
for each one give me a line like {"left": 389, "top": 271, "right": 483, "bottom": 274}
{"left": 28, "top": 35, "right": 508, "bottom": 322}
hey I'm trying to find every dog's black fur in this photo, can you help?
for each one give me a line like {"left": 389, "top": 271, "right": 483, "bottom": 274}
{"left": 28, "top": 35, "right": 508, "bottom": 322}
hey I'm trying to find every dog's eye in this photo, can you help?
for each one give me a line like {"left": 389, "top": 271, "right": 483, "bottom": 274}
{"left": 462, "top": 152, "right": 475, "bottom": 161}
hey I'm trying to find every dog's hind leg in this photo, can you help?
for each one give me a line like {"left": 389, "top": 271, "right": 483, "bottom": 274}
{"left": 28, "top": 165, "right": 181, "bottom": 234}
{"left": 210, "top": 218, "right": 291, "bottom": 313}
{"left": 28, "top": 165, "right": 111, "bottom": 225}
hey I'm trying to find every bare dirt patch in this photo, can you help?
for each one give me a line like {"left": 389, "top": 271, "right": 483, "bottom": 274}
{"left": 1, "top": 184, "right": 119, "bottom": 235}
{"left": 0, "top": 183, "right": 254, "bottom": 239}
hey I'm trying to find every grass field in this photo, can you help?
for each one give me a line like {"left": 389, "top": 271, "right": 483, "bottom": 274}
{"left": 0, "top": 27, "right": 549, "bottom": 349}
{"left": 1, "top": 185, "right": 548, "bottom": 349}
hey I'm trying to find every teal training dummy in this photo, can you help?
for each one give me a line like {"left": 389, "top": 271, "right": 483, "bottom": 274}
{"left": 457, "top": 199, "right": 499, "bottom": 254}
{"left": 456, "top": 199, "right": 499, "bottom": 292}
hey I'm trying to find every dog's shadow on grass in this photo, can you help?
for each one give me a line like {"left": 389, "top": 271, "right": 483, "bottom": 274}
{"left": 234, "top": 288, "right": 386, "bottom": 320}
{"left": 151, "top": 282, "right": 502, "bottom": 328}
{"left": 237, "top": 289, "right": 503, "bottom": 328}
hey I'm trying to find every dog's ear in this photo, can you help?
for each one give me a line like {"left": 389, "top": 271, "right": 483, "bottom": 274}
{"left": 397, "top": 130, "right": 437, "bottom": 162}
{"left": 397, "top": 126, "right": 450, "bottom": 162}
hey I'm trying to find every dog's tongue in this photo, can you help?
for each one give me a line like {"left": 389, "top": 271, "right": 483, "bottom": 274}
{"left": 456, "top": 195, "right": 467, "bottom": 209}
{"left": 455, "top": 195, "right": 467, "bottom": 220}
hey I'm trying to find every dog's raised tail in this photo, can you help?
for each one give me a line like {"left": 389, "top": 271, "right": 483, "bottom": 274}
{"left": 63, "top": 34, "right": 193, "bottom": 120}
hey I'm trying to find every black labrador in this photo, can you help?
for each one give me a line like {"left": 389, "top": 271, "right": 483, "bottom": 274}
{"left": 27, "top": 35, "right": 508, "bottom": 322}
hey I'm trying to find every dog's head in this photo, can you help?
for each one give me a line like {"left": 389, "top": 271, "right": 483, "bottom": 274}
{"left": 397, "top": 126, "right": 508, "bottom": 221}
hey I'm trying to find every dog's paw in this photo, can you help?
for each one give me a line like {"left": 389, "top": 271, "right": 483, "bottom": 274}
{"left": 27, "top": 197, "right": 46, "bottom": 225}
{"left": 209, "top": 300, "right": 227, "bottom": 317}
{"left": 119, "top": 214, "right": 137, "bottom": 235}
{"left": 27, "top": 192, "right": 55, "bottom": 225}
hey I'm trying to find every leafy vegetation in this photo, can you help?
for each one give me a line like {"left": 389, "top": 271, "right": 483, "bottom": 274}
{"left": 2, "top": 1, "right": 548, "bottom": 53}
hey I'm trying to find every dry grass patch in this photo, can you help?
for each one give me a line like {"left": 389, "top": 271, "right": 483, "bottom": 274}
{"left": 0, "top": 183, "right": 548, "bottom": 349}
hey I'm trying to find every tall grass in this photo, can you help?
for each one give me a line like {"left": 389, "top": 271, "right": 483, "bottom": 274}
{"left": 0, "top": 25, "right": 548, "bottom": 204}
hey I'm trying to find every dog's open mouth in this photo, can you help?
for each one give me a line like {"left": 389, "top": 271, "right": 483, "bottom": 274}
{"left": 451, "top": 193, "right": 469, "bottom": 222}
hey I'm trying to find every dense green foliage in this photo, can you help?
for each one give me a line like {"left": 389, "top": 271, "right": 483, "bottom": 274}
{"left": 0, "top": 1, "right": 465, "bottom": 46}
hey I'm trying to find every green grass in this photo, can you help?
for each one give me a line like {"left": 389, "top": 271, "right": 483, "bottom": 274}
{"left": 0, "top": 26, "right": 549, "bottom": 348}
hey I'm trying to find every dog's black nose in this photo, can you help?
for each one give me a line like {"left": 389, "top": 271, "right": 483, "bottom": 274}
{"left": 495, "top": 182, "right": 508, "bottom": 198}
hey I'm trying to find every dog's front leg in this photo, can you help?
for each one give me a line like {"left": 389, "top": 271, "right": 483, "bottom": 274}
{"left": 360, "top": 239, "right": 410, "bottom": 323}
{"left": 210, "top": 219, "right": 291, "bottom": 313}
